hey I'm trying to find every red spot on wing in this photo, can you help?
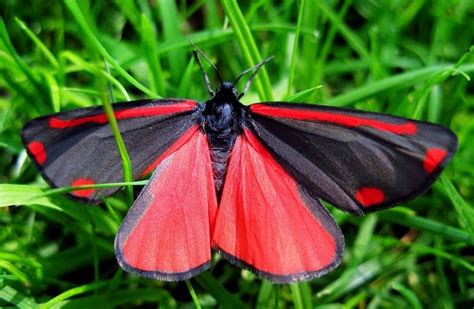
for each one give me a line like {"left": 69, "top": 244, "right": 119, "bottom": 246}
{"left": 213, "top": 130, "right": 339, "bottom": 278}
{"left": 140, "top": 125, "right": 199, "bottom": 177}
{"left": 423, "top": 148, "right": 447, "bottom": 173}
{"left": 27, "top": 141, "right": 46, "bottom": 165}
{"left": 49, "top": 100, "right": 197, "bottom": 129}
{"left": 250, "top": 104, "right": 417, "bottom": 135}
{"left": 355, "top": 187, "right": 385, "bottom": 207}
{"left": 71, "top": 178, "right": 96, "bottom": 198}
{"left": 120, "top": 131, "right": 217, "bottom": 274}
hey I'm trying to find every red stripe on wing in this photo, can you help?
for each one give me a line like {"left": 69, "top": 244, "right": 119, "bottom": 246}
{"left": 250, "top": 104, "right": 417, "bottom": 135}
{"left": 49, "top": 100, "right": 197, "bottom": 129}
{"left": 115, "top": 129, "right": 217, "bottom": 280}
{"left": 212, "top": 129, "right": 342, "bottom": 282}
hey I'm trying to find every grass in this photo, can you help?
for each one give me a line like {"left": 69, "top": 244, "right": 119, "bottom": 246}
{"left": 1, "top": 0, "right": 473, "bottom": 307}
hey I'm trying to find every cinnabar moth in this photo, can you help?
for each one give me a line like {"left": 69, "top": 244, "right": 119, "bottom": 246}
{"left": 21, "top": 51, "right": 457, "bottom": 283}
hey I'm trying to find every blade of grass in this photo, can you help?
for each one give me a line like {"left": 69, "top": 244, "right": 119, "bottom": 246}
{"left": 41, "top": 281, "right": 109, "bottom": 308}
{"left": 64, "top": 0, "right": 157, "bottom": 98}
{"left": 220, "top": 0, "right": 273, "bottom": 101}
{"left": 14, "top": 17, "right": 58, "bottom": 68}
{"left": 352, "top": 214, "right": 378, "bottom": 264}
{"left": 286, "top": 0, "right": 305, "bottom": 97}
{"left": 0, "top": 260, "right": 30, "bottom": 286}
{"left": 405, "top": 242, "right": 474, "bottom": 272}
{"left": 0, "top": 17, "right": 47, "bottom": 100}
{"left": 59, "top": 51, "right": 131, "bottom": 101}
{"left": 43, "top": 73, "right": 61, "bottom": 112}
{"left": 256, "top": 281, "right": 273, "bottom": 308}
{"left": 156, "top": 0, "right": 185, "bottom": 82}
{"left": 392, "top": 282, "right": 423, "bottom": 309}
{"left": 114, "top": 0, "right": 141, "bottom": 32}
{"left": 313, "top": 0, "right": 352, "bottom": 87}
{"left": 324, "top": 63, "right": 474, "bottom": 107}
{"left": 290, "top": 283, "right": 303, "bottom": 309}
{"left": 315, "top": 0, "right": 370, "bottom": 61}
{"left": 185, "top": 280, "right": 202, "bottom": 309}
{"left": 141, "top": 14, "right": 166, "bottom": 96}
{"left": 0, "top": 280, "right": 38, "bottom": 309}
{"left": 284, "top": 85, "right": 322, "bottom": 102}
{"left": 177, "top": 57, "right": 196, "bottom": 98}
{"left": 0, "top": 184, "right": 119, "bottom": 234}
{"left": 195, "top": 272, "right": 249, "bottom": 308}
{"left": 45, "top": 288, "right": 174, "bottom": 308}
{"left": 440, "top": 175, "right": 474, "bottom": 235}
{"left": 101, "top": 60, "right": 133, "bottom": 205}
{"left": 379, "top": 208, "right": 474, "bottom": 244}
{"left": 299, "top": 282, "right": 312, "bottom": 309}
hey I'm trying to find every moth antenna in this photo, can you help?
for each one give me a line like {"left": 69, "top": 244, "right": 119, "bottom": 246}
{"left": 234, "top": 56, "right": 274, "bottom": 99}
{"left": 187, "top": 39, "right": 224, "bottom": 94}
{"left": 193, "top": 50, "right": 214, "bottom": 96}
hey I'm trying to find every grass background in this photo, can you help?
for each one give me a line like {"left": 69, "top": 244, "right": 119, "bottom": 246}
{"left": 1, "top": 0, "right": 473, "bottom": 307}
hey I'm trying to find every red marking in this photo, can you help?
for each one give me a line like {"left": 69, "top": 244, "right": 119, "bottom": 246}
{"left": 251, "top": 104, "right": 417, "bottom": 135}
{"left": 423, "top": 148, "right": 447, "bottom": 173}
{"left": 355, "top": 187, "right": 385, "bottom": 207}
{"left": 141, "top": 125, "right": 200, "bottom": 177}
{"left": 71, "top": 178, "right": 96, "bottom": 198}
{"left": 49, "top": 100, "right": 197, "bottom": 129}
{"left": 212, "top": 129, "right": 338, "bottom": 276}
{"left": 122, "top": 131, "right": 217, "bottom": 273}
{"left": 27, "top": 141, "right": 46, "bottom": 165}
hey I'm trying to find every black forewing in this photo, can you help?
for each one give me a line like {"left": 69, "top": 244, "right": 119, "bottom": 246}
{"left": 248, "top": 103, "right": 457, "bottom": 215}
{"left": 21, "top": 99, "right": 199, "bottom": 203}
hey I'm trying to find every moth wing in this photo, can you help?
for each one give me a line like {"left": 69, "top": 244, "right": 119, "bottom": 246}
{"left": 22, "top": 99, "right": 198, "bottom": 202}
{"left": 212, "top": 129, "right": 344, "bottom": 283}
{"left": 115, "top": 127, "right": 218, "bottom": 280}
{"left": 249, "top": 103, "right": 457, "bottom": 215}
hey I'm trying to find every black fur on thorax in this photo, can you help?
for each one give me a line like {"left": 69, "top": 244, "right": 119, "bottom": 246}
{"left": 197, "top": 82, "right": 247, "bottom": 197}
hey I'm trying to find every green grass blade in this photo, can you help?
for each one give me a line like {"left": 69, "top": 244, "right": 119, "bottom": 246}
{"left": 177, "top": 57, "right": 196, "bottom": 98}
{"left": 185, "top": 280, "right": 201, "bottom": 309}
{"left": 392, "top": 282, "right": 423, "bottom": 309}
{"left": 195, "top": 272, "right": 249, "bottom": 308}
{"left": 141, "top": 14, "right": 166, "bottom": 96}
{"left": 324, "top": 63, "right": 474, "bottom": 107}
{"left": 14, "top": 17, "right": 58, "bottom": 68}
{"left": 286, "top": 0, "right": 305, "bottom": 97}
{"left": 379, "top": 208, "right": 474, "bottom": 244}
{"left": 64, "top": 0, "right": 157, "bottom": 97}
{"left": 284, "top": 85, "right": 322, "bottom": 102}
{"left": 0, "top": 17, "right": 47, "bottom": 100}
{"left": 290, "top": 283, "right": 303, "bottom": 309}
{"left": 41, "top": 281, "right": 109, "bottom": 308}
{"left": 440, "top": 175, "right": 474, "bottom": 235}
{"left": 156, "top": 0, "right": 185, "bottom": 82}
{"left": 43, "top": 73, "right": 61, "bottom": 112}
{"left": 0, "top": 281, "right": 38, "bottom": 309}
{"left": 256, "top": 281, "right": 273, "bottom": 308}
{"left": 220, "top": 0, "right": 273, "bottom": 101}
{"left": 315, "top": 0, "right": 369, "bottom": 61}
{"left": 100, "top": 60, "right": 134, "bottom": 205}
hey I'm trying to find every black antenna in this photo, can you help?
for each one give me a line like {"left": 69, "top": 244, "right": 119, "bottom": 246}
{"left": 193, "top": 50, "right": 214, "bottom": 96}
{"left": 233, "top": 56, "right": 274, "bottom": 99}
{"left": 187, "top": 39, "right": 224, "bottom": 96}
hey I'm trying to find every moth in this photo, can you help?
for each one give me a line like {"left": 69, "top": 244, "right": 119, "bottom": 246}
{"left": 22, "top": 50, "right": 457, "bottom": 283}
